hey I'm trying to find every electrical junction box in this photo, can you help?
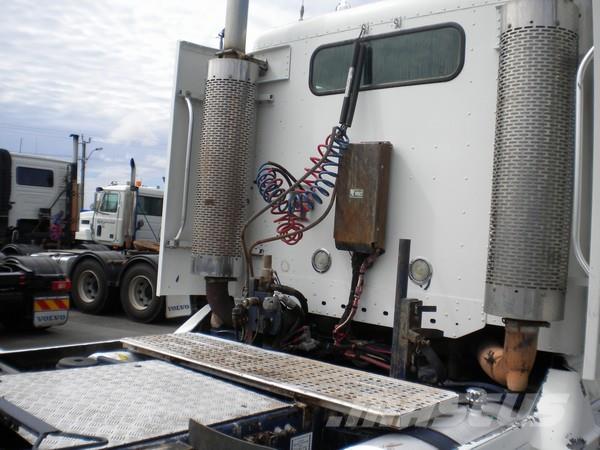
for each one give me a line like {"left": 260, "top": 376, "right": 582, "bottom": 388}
{"left": 334, "top": 142, "right": 392, "bottom": 253}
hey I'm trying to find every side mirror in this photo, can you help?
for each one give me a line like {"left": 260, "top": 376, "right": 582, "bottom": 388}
{"left": 136, "top": 219, "right": 144, "bottom": 230}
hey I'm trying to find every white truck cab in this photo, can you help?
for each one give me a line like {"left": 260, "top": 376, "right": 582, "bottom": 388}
{"left": 0, "top": 150, "right": 71, "bottom": 245}
{"left": 75, "top": 184, "right": 163, "bottom": 248}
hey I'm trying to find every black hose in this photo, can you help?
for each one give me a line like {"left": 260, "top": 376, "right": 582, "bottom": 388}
{"left": 278, "top": 313, "right": 304, "bottom": 348}
{"left": 270, "top": 283, "right": 309, "bottom": 316}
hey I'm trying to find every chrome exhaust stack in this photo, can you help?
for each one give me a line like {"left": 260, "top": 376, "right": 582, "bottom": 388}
{"left": 190, "top": 0, "right": 258, "bottom": 324}
{"left": 483, "top": 0, "right": 579, "bottom": 391}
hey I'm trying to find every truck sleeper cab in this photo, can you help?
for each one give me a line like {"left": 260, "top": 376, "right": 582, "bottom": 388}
{"left": 0, "top": 150, "right": 71, "bottom": 247}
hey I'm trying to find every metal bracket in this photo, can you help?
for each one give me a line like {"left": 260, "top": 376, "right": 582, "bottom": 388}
{"left": 167, "top": 240, "right": 191, "bottom": 249}
{"left": 215, "top": 49, "right": 269, "bottom": 75}
{"left": 257, "top": 94, "right": 274, "bottom": 104}
{"left": 177, "top": 89, "right": 204, "bottom": 103}
{"left": 390, "top": 298, "right": 423, "bottom": 379}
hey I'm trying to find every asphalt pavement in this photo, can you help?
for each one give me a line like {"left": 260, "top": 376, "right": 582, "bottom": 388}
{"left": 0, "top": 309, "right": 186, "bottom": 352}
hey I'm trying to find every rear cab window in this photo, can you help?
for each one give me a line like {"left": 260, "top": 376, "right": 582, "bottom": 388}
{"left": 137, "top": 196, "right": 163, "bottom": 217}
{"left": 16, "top": 167, "right": 54, "bottom": 187}
{"left": 310, "top": 23, "right": 465, "bottom": 95}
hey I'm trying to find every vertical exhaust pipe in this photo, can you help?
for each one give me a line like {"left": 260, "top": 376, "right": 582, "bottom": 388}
{"left": 206, "top": 278, "right": 234, "bottom": 328}
{"left": 129, "top": 158, "right": 136, "bottom": 188}
{"left": 124, "top": 158, "right": 137, "bottom": 249}
{"left": 68, "top": 134, "right": 80, "bottom": 241}
{"left": 224, "top": 0, "right": 249, "bottom": 53}
{"left": 478, "top": 321, "right": 539, "bottom": 392}
{"left": 70, "top": 134, "right": 79, "bottom": 165}
{"left": 192, "top": 0, "right": 255, "bottom": 327}
{"left": 480, "top": 0, "right": 579, "bottom": 391}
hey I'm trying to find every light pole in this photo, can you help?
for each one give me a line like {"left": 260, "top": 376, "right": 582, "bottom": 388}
{"left": 87, "top": 147, "right": 103, "bottom": 160}
{"left": 80, "top": 140, "right": 102, "bottom": 211}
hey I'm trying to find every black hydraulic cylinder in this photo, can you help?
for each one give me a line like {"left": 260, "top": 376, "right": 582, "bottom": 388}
{"left": 338, "top": 39, "right": 363, "bottom": 127}
{"left": 345, "top": 43, "right": 366, "bottom": 128}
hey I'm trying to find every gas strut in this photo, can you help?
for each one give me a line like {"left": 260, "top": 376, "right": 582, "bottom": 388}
{"left": 339, "top": 30, "right": 367, "bottom": 128}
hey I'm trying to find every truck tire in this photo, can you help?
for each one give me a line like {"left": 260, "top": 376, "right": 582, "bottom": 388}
{"left": 119, "top": 263, "right": 164, "bottom": 323}
{"left": 71, "top": 259, "right": 111, "bottom": 314}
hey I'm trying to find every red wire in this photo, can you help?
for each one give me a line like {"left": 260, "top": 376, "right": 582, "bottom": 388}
{"left": 333, "top": 250, "right": 382, "bottom": 346}
{"left": 343, "top": 350, "right": 391, "bottom": 371}
{"left": 265, "top": 134, "right": 336, "bottom": 246}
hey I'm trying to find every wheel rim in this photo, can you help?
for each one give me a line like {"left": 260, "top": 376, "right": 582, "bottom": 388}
{"left": 78, "top": 270, "right": 100, "bottom": 304}
{"left": 128, "top": 275, "right": 154, "bottom": 311}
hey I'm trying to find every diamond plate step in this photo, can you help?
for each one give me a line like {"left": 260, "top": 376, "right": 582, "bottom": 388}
{"left": 122, "top": 333, "right": 458, "bottom": 427}
{"left": 0, "top": 360, "right": 288, "bottom": 449}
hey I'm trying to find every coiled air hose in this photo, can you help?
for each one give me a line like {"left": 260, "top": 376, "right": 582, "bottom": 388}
{"left": 255, "top": 129, "right": 349, "bottom": 245}
{"left": 242, "top": 27, "right": 367, "bottom": 279}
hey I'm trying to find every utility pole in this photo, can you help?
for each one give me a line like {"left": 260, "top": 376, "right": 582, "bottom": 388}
{"left": 79, "top": 135, "right": 92, "bottom": 211}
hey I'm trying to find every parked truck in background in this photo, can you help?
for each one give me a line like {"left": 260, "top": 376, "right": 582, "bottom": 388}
{"left": 0, "top": 149, "right": 187, "bottom": 324}
{"left": 0, "top": 253, "right": 71, "bottom": 330}
{"left": 0, "top": 150, "right": 72, "bottom": 247}
{"left": 0, "top": 148, "right": 163, "bottom": 250}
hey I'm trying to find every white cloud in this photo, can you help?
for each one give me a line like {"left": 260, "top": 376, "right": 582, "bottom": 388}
{"left": 107, "top": 113, "right": 160, "bottom": 147}
{"left": 0, "top": 0, "right": 376, "bottom": 205}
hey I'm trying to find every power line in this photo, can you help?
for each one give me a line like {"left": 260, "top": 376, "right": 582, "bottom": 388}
{"left": 0, "top": 128, "right": 72, "bottom": 141}
{"left": 0, "top": 126, "right": 164, "bottom": 151}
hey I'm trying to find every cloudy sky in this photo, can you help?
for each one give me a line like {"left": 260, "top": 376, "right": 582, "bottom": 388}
{"left": 0, "top": 0, "right": 374, "bottom": 206}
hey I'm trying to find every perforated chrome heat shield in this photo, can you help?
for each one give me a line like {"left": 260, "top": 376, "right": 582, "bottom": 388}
{"left": 485, "top": 0, "right": 579, "bottom": 321}
{"left": 191, "top": 58, "right": 258, "bottom": 277}
{"left": 122, "top": 333, "right": 457, "bottom": 427}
